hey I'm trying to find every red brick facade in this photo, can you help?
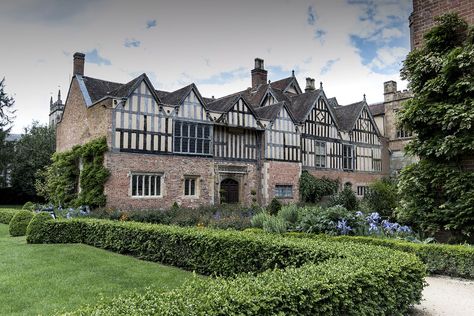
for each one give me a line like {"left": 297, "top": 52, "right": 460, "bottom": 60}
{"left": 410, "top": 0, "right": 474, "bottom": 48}
{"left": 262, "top": 161, "right": 301, "bottom": 205}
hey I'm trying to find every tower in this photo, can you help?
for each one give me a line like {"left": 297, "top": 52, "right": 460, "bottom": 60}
{"left": 49, "top": 89, "right": 64, "bottom": 128}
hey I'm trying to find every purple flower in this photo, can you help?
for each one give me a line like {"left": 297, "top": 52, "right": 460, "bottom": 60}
{"left": 369, "top": 222, "right": 379, "bottom": 233}
{"left": 337, "top": 219, "right": 352, "bottom": 235}
{"left": 397, "top": 225, "right": 412, "bottom": 233}
{"left": 366, "top": 212, "right": 381, "bottom": 224}
{"left": 213, "top": 211, "right": 221, "bottom": 220}
{"left": 355, "top": 211, "right": 364, "bottom": 217}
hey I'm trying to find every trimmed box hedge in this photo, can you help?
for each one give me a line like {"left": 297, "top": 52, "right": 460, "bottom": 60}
{"left": 330, "top": 235, "right": 474, "bottom": 279}
{"left": 28, "top": 219, "right": 425, "bottom": 315}
{"left": 9, "top": 210, "right": 34, "bottom": 236}
{"left": 0, "top": 208, "right": 19, "bottom": 224}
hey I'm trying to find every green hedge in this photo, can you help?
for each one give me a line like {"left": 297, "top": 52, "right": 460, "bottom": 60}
{"left": 29, "top": 219, "right": 425, "bottom": 315}
{"left": 330, "top": 235, "right": 474, "bottom": 279}
{"left": 9, "top": 210, "right": 34, "bottom": 236}
{"left": 0, "top": 208, "right": 19, "bottom": 224}
{"left": 283, "top": 231, "right": 474, "bottom": 279}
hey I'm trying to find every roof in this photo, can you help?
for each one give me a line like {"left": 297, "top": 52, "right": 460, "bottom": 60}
{"left": 369, "top": 102, "right": 385, "bottom": 116}
{"left": 286, "top": 89, "right": 321, "bottom": 122}
{"left": 206, "top": 94, "right": 241, "bottom": 113}
{"left": 160, "top": 84, "right": 194, "bottom": 105}
{"left": 253, "top": 102, "right": 284, "bottom": 121}
{"left": 332, "top": 101, "right": 365, "bottom": 131}
{"left": 327, "top": 97, "right": 339, "bottom": 108}
{"left": 81, "top": 76, "right": 122, "bottom": 103}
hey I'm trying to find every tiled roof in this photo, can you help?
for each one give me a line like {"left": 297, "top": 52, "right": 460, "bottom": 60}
{"left": 160, "top": 84, "right": 194, "bottom": 105}
{"left": 327, "top": 97, "right": 339, "bottom": 108}
{"left": 286, "top": 89, "right": 321, "bottom": 123}
{"left": 206, "top": 94, "right": 241, "bottom": 113}
{"left": 333, "top": 101, "right": 365, "bottom": 132}
{"left": 253, "top": 102, "right": 284, "bottom": 121}
{"left": 81, "top": 76, "right": 122, "bottom": 103}
{"left": 369, "top": 102, "right": 385, "bottom": 116}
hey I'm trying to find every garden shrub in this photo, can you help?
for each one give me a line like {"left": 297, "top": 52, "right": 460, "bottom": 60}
{"left": 8, "top": 210, "right": 33, "bottom": 236}
{"left": 262, "top": 216, "right": 287, "bottom": 233}
{"left": 267, "top": 197, "right": 282, "bottom": 215}
{"left": 298, "top": 205, "right": 354, "bottom": 235}
{"left": 362, "top": 177, "right": 398, "bottom": 218}
{"left": 328, "top": 185, "right": 359, "bottom": 211}
{"left": 299, "top": 170, "right": 339, "bottom": 203}
{"left": 0, "top": 208, "right": 18, "bottom": 224}
{"left": 277, "top": 204, "right": 299, "bottom": 226}
{"left": 250, "top": 211, "right": 271, "bottom": 228}
{"left": 22, "top": 201, "right": 36, "bottom": 211}
{"left": 36, "top": 219, "right": 425, "bottom": 315}
{"left": 26, "top": 212, "right": 54, "bottom": 243}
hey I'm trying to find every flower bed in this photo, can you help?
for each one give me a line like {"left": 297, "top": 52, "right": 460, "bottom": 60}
{"left": 28, "top": 218, "right": 425, "bottom": 315}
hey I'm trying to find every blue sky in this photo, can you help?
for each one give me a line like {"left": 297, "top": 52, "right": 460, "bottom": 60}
{"left": 0, "top": 0, "right": 412, "bottom": 133}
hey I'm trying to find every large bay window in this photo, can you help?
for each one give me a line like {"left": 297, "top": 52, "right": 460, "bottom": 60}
{"left": 342, "top": 144, "right": 354, "bottom": 171}
{"left": 174, "top": 121, "right": 211, "bottom": 155}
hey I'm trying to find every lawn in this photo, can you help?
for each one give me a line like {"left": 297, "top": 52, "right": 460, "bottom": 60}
{"left": 0, "top": 224, "right": 195, "bottom": 315}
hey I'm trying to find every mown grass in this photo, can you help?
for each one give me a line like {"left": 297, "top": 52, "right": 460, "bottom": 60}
{"left": 0, "top": 224, "right": 195, "bottom": 315}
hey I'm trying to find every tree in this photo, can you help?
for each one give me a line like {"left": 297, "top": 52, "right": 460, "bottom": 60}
{"left": 397, "top": 14, "right": 474, "bottom": 241}
{"left": 10, "top": 122, "right": 56, "bottom": 199}
{"left": 0, "top": 78, "right": 15, "bottom": 188}
{"left": 363, "top": 178, "right": 398, "bottom": 219}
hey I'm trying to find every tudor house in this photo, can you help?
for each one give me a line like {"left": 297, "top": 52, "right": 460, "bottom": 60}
{"left": 56, "top": 53, "right": 388, "bottom": 210}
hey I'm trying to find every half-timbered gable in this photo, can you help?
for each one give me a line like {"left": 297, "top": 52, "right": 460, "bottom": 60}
{"left": 333, "top": 101, "right": 382, "bottom": 172}
{"left": 288, "top": 91, "right": 343, "bottom": 169}
{"left": 174, "top": 88, "right": 209, "bottom": 122}
{"left": 254, "top": 103, "right": 300, "bottom": 162}
{"left": 112, "top": 76, "right": 173, "bottom": 154}
{"left": 207, "top": 95, "right": 261, "bottom": 161}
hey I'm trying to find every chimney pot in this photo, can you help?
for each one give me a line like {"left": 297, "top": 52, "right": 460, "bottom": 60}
{"left": 73, "top": 52, "right": 85, "bottom": 76}
{"left": 305, "top": 77, "right": 315, "bottom": 92}
{"left": 251, "top": 57, "right": 267, "bottom": 89}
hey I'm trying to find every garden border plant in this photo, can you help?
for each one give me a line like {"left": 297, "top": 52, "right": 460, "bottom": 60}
{"left": 8, "top": 210, "right": 34, "bottom": 236}
{"left": 28, "top": 218, "right": 425, "bottom": 315}
{"left": 0, "top": 208, "right": 19, "bottom": 224}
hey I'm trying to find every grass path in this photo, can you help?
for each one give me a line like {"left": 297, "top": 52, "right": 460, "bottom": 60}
{"left": 0, "top": 224, "right": 195, "bottom": 315}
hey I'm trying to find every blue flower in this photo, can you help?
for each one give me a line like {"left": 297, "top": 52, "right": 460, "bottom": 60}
{"left": 355, "top": 211, "right": 364, "bottom": 217}
{"left": 366, "top": 212, "right": 381, "bottom": 224}
{"left": 337, "top": 219, "right": 352, "bottom": 235}
{"left": 368, "top": 222, "right": 379, "bottom": 233}
{"left": 397, "top": 225, "right": 412, "bottom": 233}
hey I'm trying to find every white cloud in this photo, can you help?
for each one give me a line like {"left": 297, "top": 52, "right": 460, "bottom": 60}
{"left": 0, "top": 0, "right": 410, "bottom": 133}
{"left": 368, "top": 47, "right": 409, "bottom": 70}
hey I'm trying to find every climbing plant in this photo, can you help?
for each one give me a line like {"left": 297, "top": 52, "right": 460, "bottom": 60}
{"left": 396, "top": 14, "right": 474, "bottom": 240}
{"left": 36, "top": 137, "right": 109, "bottom": 208}
{"left": 299, "top": 170, "right": 339, "bottom": 203}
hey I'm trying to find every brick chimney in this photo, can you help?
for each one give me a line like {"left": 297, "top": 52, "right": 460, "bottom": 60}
{"left": 251, "top": 58, "right": 267, "bottom": 88}
{"left": 305, "top": 77, "right": 315, "bottom": 92}
{"left": 73, "top": 52, "right": 85, "bottom": 76}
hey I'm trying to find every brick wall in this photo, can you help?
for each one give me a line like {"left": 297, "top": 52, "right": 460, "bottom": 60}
{"left": 104, "top": 152, "right": 215, "bottom": 210}
{"left": 305, "top": 168, "right": 383, "bottom": 194}
{"left": 410, "top": 0, "right": 474, "bottom": 48}
{"left": 56, "top": 78, "right": 111, "bottom": 152}
{"left": 263, "top": 161, "right": 301, "bottom": 204}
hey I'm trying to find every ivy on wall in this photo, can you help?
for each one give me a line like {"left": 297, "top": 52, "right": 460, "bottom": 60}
{"left": 299, "top": 170, "right": 339, "bottom": 203}
{"left": 36, "top": 137, "right": 110, "bottom": 208}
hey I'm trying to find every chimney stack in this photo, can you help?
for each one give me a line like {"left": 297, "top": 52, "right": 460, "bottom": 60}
{"left": 251, "top": 58, "right": 267, "bottom": 89}
{"left": 305, "top": 77, "right": 316, "bottom": 92}
{"left": 73, "top": 52, "right": 85, "bottom": 76}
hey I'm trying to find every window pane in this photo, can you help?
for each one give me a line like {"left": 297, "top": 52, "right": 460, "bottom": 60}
{"left": 189, "top": 138, "right": 196, "bottom": 153}
{"left": 144, "top": 175, "right": 149, "bottom": 196}
{"left": 204, "top": 126, "right": 210, "bottom": 138}
{"left": 156, "top": 176, "right": 161, "bottom": 195}
{"left": 190, "top": 179, "right": 195, "bottom": 195}
{"left": 190, "top": 124, "right": 196, "bottom": 137}
{"left": 197, "top": 139, "right": 203, "bottom": 153}
{"left": 132, "top": 175, "right": 137, "bottom": 196}
{"left": 182, "top": 138, "right": 189, "bottom": 152}
{"left": 150, "top": 176, "right": 155, "bottom": 196}
{"left": 185, "top": 179, "right": 189, "bottom": 195}
{"left": 182, "top": 123, "right": 189, "bottom": 137}
{"left": 197, "top": 126, "right": 203, "bottom": 138}
{"left": 174, "top": 137, "right": 181, "bottom": 152}
{"left": 174, "top": 122, "right": 181, "bottom": 136}
{"left": 204, "top": 140, "right": 210, "bottom": 154}
{"left": 137, "top": 175, "right": 143, "bottom": 196}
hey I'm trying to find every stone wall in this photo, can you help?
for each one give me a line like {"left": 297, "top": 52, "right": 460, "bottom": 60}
{"left": 410, "top": 0, "right": 474, "bottom": 49}
{"left": 56, "top": 78, "right": 111, "bottom": 152}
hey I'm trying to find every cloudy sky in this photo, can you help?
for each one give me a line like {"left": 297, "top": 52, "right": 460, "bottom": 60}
{"left": 0, "top": 0, "right": 412, "bottom": 134}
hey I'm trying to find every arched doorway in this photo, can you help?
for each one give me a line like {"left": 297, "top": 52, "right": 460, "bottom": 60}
{"left": 220, "top": 178, "right": 239, "bottom": 204}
